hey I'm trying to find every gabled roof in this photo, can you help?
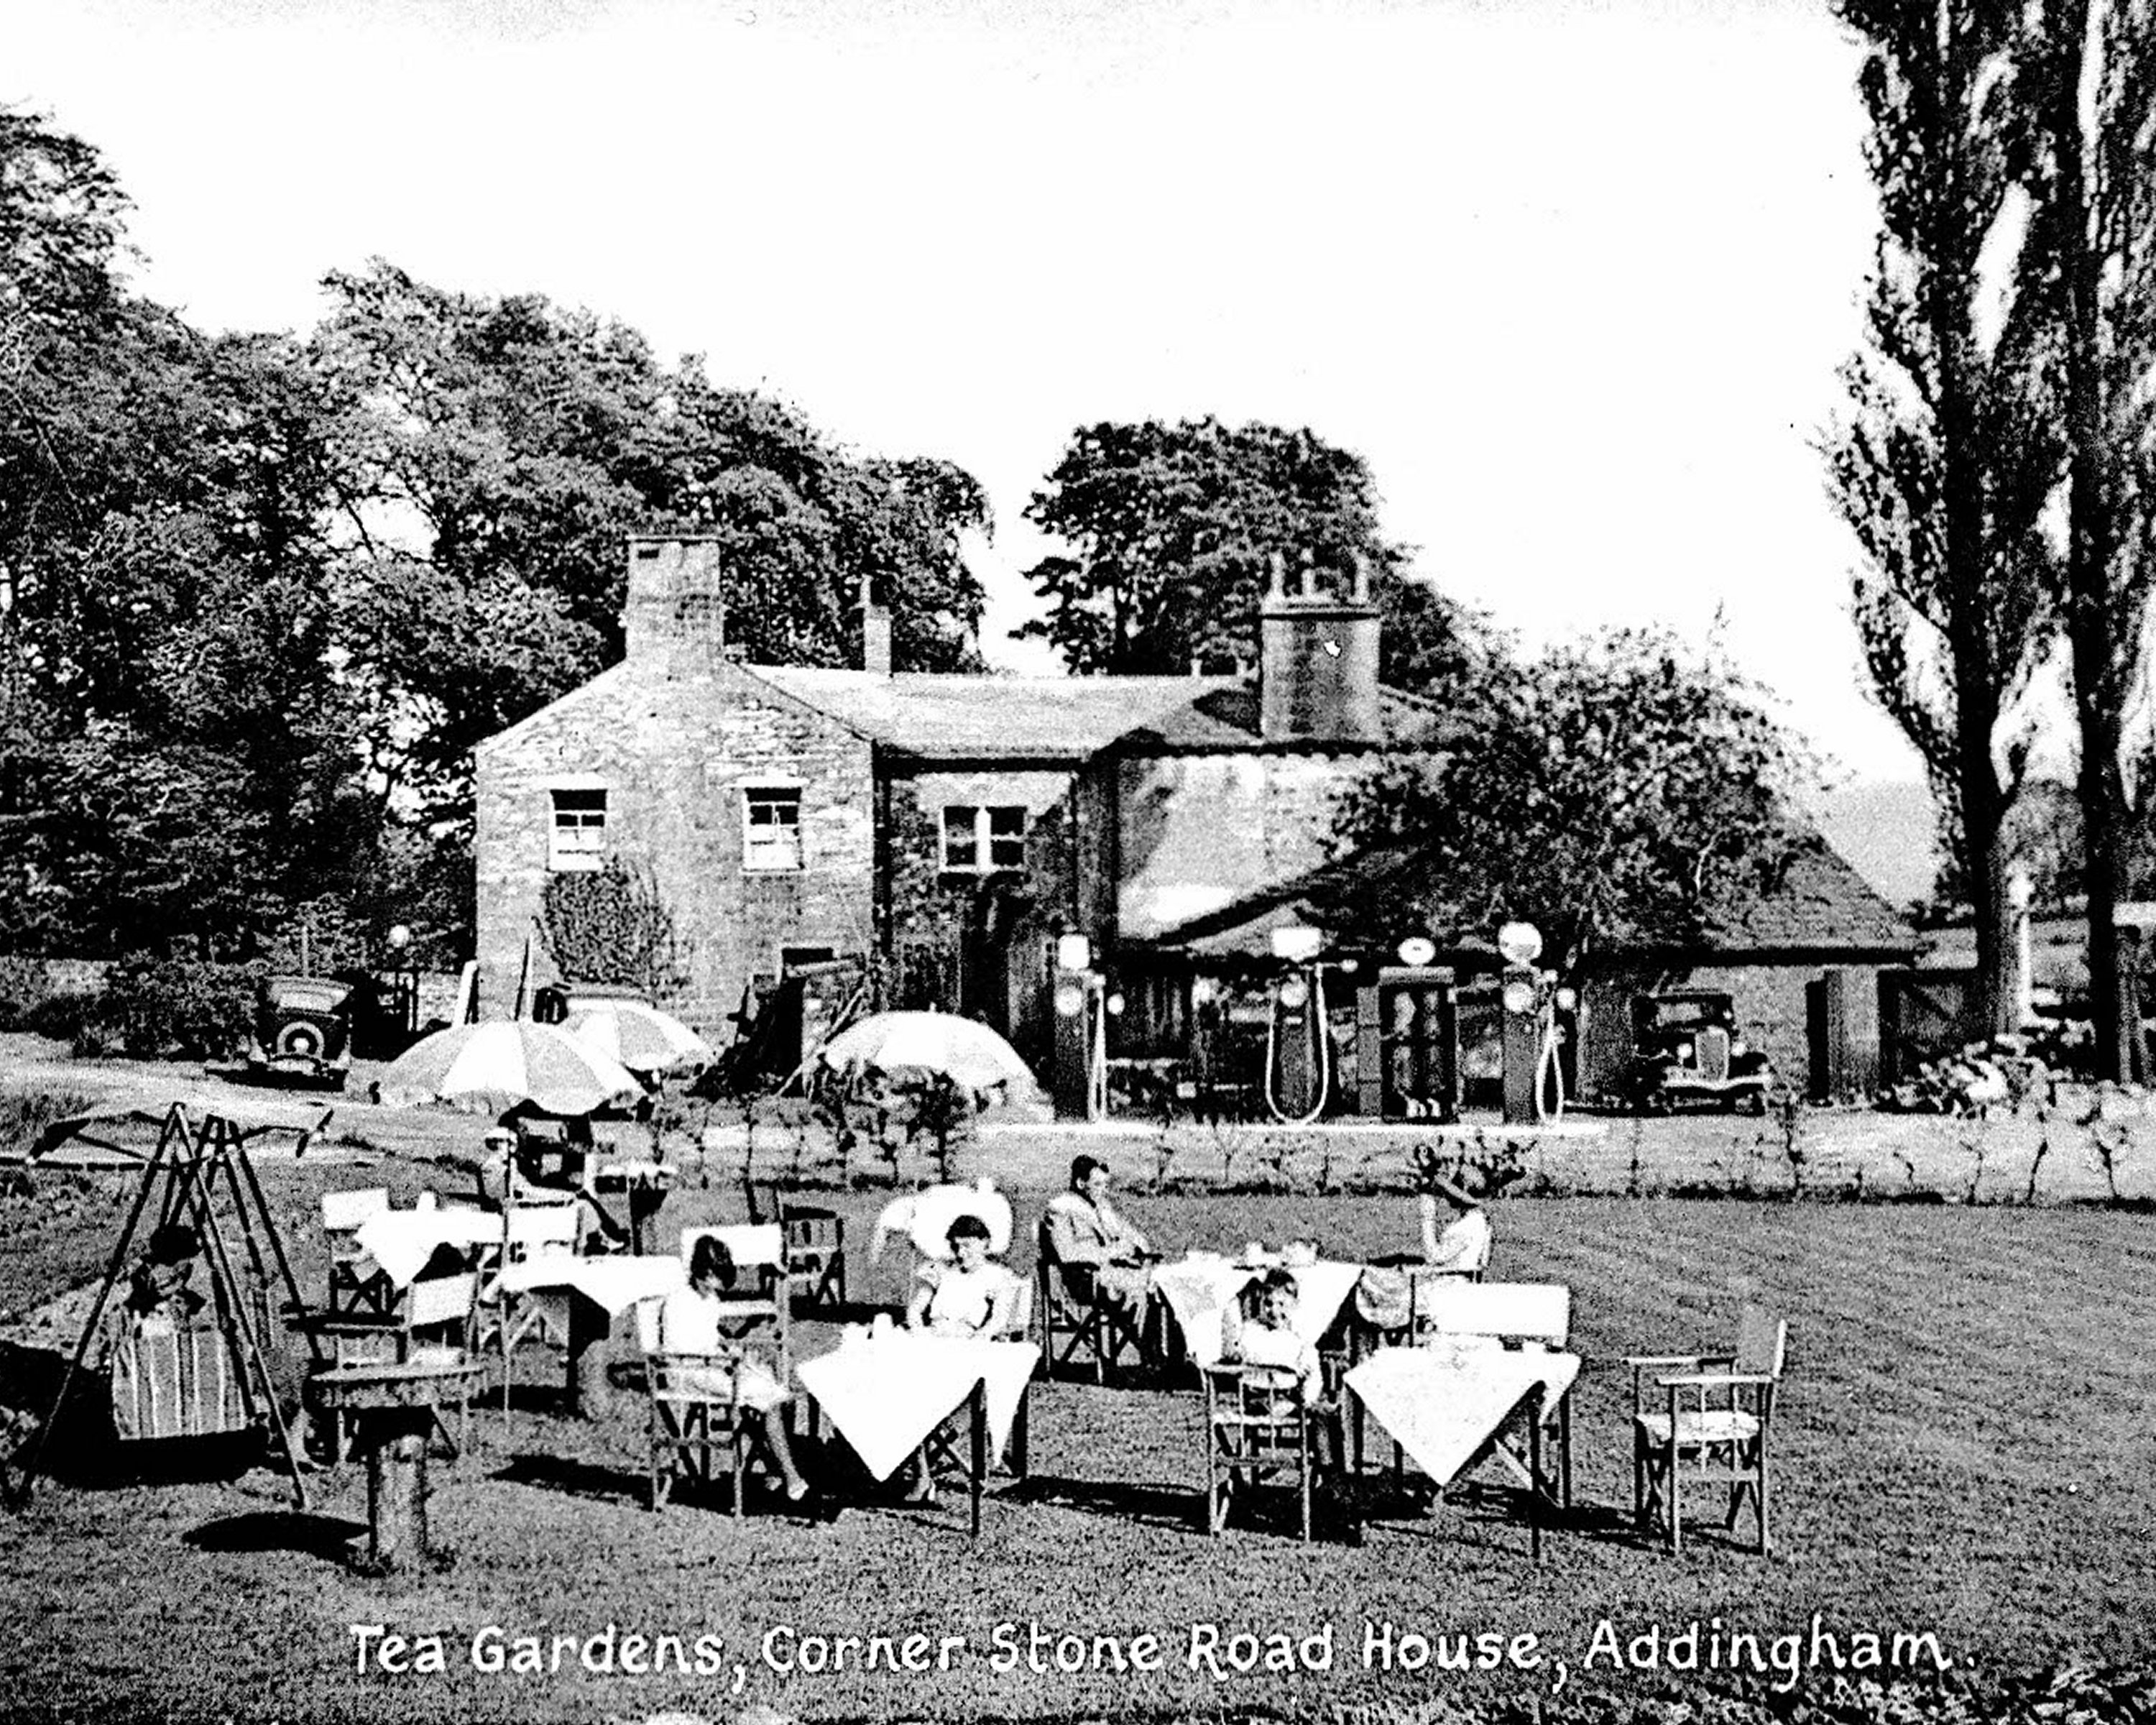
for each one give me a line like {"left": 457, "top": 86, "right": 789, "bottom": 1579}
{"left": 1139, "top": 829, "right": 1918, "bottom": 960}
{"left": 1108, "top": 684, "right": 1452, "bottom": 753}
{"left": 744, "top": 666, "right": 1451, "bottom": 760}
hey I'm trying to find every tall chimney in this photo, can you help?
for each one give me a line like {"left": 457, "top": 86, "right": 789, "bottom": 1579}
{"left": 861, "top": 570, "right": 893, "bottom": 675}
{"left": 1258, "top": 549, "right": 1383, "bottom": 742}
{"left": 622, "top": 535, "right": 726, "bottom": 666}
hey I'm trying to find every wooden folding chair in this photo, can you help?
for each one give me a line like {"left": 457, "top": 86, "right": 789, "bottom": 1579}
{"left": 477, "top": 1200, "right": 579, "bottom": 1420}
{"left": 916, "top": 1271, "right": 1036, "bottom": 1521}
{"left": 778, "top": 1204, "right": 846, "bottom": 1312}
{"left": 645, "top": 1344, "right": 796, "bottom": 1515}
{"left": 1630, "top": 1305, "right": 1788, "bottom": 1554}
{"left": 1202, "top": 1361, "right": 1325, "bottom": 1542}
{"left": 304, "top": 1270, "right": 480, "bottom": 1460}
{"left": 321, "top": 1187, "right": 394, "bottom": 1317}
{"left": 1035, "top": 1222, "right": 1146, "bottom": 1384}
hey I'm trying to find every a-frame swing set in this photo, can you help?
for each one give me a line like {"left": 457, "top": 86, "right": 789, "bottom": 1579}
{"left": 6, "top": 1102, "right": 329, "bottom": 1511}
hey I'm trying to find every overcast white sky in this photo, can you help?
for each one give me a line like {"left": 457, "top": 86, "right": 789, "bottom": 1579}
{"left": 9, "top": 0, "right": 1929, "bottom": 786}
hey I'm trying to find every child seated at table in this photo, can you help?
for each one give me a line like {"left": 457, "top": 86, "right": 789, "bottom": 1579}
{"left": 655, "top": 1234, "right": 811, "bottom": 1501}
{"left": 1221, "top": 1269, "right": 1342, "bottom": 1471}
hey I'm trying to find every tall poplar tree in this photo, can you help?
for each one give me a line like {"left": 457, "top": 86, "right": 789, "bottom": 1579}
{"left": 1822, "top": 0, "right": 2061, "bottom": 1036}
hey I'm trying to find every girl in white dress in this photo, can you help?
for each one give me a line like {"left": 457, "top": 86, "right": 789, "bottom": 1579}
{"left": 656, "top": 1234, "right": 811, "bottom": 1501}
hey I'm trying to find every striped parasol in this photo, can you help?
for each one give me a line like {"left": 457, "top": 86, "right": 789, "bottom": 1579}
{"left": 561, "top": 1004, "right": 715, "bottom": 1075}
{"left": 374, "top": 1020, "right": 642, "bottom": 1117}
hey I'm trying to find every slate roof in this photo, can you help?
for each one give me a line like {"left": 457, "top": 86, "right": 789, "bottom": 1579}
{"left": 742, "top": 666, "right": 1445, "bottom": 760}
{"left": 1141, "top": 830, "right": 1917, "bottom": 960}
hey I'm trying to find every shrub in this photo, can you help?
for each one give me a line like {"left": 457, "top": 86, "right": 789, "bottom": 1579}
{"left": 25, "top": 990, "right": 98, "bottom": 1049}
{"left": 86, "top": 954, "right": 264, "bottom": 1060}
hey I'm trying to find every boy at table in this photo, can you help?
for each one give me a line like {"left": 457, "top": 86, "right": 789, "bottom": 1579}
{"left": 655, "top": 1234, "right": 811, "bottom": 1502}
{"left": 901, "top": 1212, "right": 1020, "bottom": 1502}
{"left": 1220, "top": 1269, "right": 1342, "bottom": 1472}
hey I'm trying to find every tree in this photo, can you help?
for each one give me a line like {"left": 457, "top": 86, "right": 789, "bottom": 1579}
{"left": 1820, "top": 0, "right": 2061, "bottom": 1038}
{"left": 313, "top": 261, "right": 991, "bottom": 828}
{"left": 2019, "top": 1, "right": 2156, "bottom": 1078}
{"left": 1332, "top": 630, "right": 1805, "bottom": 970}
{"left": 1019, "top": 417, "right": 1485, "bottom": 688}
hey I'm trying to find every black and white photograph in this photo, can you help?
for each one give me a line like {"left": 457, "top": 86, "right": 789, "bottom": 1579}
{"left": 1, "top": 1, "right": 2152, "bottom": 1721}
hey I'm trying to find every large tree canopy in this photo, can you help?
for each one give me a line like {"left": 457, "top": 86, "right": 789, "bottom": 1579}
{"left": 315, "top": 260, "right": 991, "bottom": 827}
{"left": 1332, "top": 630, "right": 1806, "bottom": 969}
{"left": 0, "top": 119, "right": 994, "bottom": 960}
{"left": 1019, "top": 417, "right": 1486, "bottom": 690}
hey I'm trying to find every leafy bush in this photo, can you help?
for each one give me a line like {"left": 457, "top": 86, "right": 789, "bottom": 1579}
{"left": 24, "top": 990, "right": 98, "bottom": 1049}
{"left": 84, "top": 953, "right": 264, "bottom": 1060}
{"left": 0, "top": 956, "right": 52, "bottom": 1031}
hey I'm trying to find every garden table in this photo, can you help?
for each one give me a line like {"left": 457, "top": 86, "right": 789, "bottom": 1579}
{"left": 796, "top": 1330, "right": 1034, "bottom": 1537}
{"left": 309, "top": 1356, "right": 487, "bottom": 1572}
{"left": 351, "top": 1205, "right": 505, "bottom": 1291}
{"left": 1152, "top": 1253, "right": 1363, "bottom": 1366}
{"left": 499, "top": 1253, "right": 687, "bottom": 1416}
{"left": 1342, "top": 1340, "right": 1580, "bottom": 1561}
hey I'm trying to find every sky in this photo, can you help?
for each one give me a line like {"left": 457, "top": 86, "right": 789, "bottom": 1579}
{"left": 6, "top": 0, "right": 1931, "bottom": 794}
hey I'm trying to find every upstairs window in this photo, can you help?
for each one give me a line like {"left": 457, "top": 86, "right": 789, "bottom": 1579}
{"left": 941, "top": 804, "right": 1026, "bottom": 873}
{"left": 548, "top": 788, "right": 607, "bottom": 871}
{"left": 743, "top": 786, "right": 803, "bottom": 873}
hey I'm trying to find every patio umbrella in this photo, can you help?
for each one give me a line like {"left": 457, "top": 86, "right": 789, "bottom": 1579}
{"left": 561, "top": 1004, "right": 715, "bottom": 1075}
{"left": 374, "top": 1020, "right": 642, "bottom": 1117}
{"left": 816, "top": 1010, "right": 1035, "bottom": 1094}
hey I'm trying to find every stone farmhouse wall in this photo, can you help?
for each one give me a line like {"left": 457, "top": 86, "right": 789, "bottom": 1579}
{"left": 474, "top": 662, "right": 875, "bottom": 1034}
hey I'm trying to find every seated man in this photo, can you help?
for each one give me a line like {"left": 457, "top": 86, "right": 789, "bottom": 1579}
{"left": 1041, "top": 1154, "right": 1158, "bottom": 1355}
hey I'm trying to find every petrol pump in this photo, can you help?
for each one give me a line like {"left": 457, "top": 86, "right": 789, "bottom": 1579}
{"left": 1263, "top": 925, "right": 1337, "bottom": 1124}
{"left": 1496, "top": 920, "right": 1570, "bottom": 1125}
{"left": 1050, "top": 930, "right": 1108, "bottom": 1121}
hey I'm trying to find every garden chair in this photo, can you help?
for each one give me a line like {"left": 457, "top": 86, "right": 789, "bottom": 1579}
{"left": 780, "top": 1204, "right": 847, "bottom": 1312}
{"left": 1201, "top": 1360, "right": 1332, "bottom": 1542}
{"left": 305, "top": 1269, "right": 480, "bottom": 1461}
{"left": 474, "top": 1199, "right": 579, "bottom": 1421}
{"left": 1628, "top": 1305, "right": 1787, "bottom": 1554}
{"left": 321, "top": 1187, "right": 394, "bottom": 1317}
{"left": 915, "top": 1270, "right": 1036, "bottom": 1505}
{"left": 646, "top": 1223, "right": 795, "bottom": 1514}
{"left": 1035, "top": 1220, "right": 1146, "bottom": 1384}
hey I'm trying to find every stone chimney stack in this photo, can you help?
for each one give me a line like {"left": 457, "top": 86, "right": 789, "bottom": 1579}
{"left": 861, "top": 570, "right": 893, "bottom": 676}
{"left": 1258, "top": 548, "right": 1383, "bottom": 743}
{"left": 622, "top": 535, "right": 726, "bottom": 666}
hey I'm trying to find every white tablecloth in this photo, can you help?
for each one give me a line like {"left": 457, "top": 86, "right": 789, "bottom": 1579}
{"left": 354, "top": 1208, "right": 506, "bottom": 1289}
{"left": 796, "top": 1333, "right": 1034, "bottom": 1482}
{"left": 500, "top": 1254, "right": 687, "bottom": 1316}
{"left": 1152, "top": 1256, "right": 1363, "bottom": 1366}
{"left": 1345, "top": 1343, "right": 1580, "bottom": 1488}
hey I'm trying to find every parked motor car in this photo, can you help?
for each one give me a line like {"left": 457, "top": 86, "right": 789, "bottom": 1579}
{"left": 1619, "top": 990, "right": 1773, "bottom": 1114}
{"left": 248, "top": 975, "right": 354, "bottom": 1090}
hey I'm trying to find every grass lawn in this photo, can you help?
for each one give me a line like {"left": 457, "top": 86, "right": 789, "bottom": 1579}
{"left": 2, "top": 1149, "right": 2152, "bottom": 1725}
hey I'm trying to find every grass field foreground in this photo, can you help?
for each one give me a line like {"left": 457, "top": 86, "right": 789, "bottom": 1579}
{"left": 1, "top": 1157, "right": 2153, "bottom": 1724}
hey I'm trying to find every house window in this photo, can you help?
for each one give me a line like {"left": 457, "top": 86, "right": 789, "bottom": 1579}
{"left": 548, "top": 788, "right": 607, "bottom": 871}
{"left": 941, "top": 804, "right": 1026, "bottom": 873}
{"left": 743, "top": 787, "right": 803, "bottom": 873}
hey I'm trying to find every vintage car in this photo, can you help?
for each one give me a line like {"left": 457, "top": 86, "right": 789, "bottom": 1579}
{"left": 1619, "top": 990, "right": 1773, "bottom": 1113}
{"left": 247, "top": 975, "right": 354, "bottom": 1090}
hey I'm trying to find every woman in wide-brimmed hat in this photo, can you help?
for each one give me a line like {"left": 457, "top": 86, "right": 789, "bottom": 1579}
{"left": 1418, "top": 1174, "right": 1491, "bottom": 1276}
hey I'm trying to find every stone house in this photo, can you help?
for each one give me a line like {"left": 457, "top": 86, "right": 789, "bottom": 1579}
{"left": 473, "top": 536, "right": 1914, "bottom": 1101}
{"left": 473, "top": 536, "right": 1442, "bottom": 1062}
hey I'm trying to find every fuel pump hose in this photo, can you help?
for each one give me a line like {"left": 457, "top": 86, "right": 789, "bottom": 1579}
{"left": 1263, "top": 966, "right": 1332, "bottom": 1126}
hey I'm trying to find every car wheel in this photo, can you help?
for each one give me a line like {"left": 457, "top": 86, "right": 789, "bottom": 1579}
{"left": 275, "top": 1021, "right": 325, "bottom": 1061}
